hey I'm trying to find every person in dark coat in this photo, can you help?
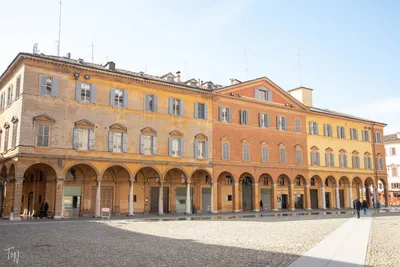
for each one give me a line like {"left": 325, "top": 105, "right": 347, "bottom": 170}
{"left": 355, "top": 199, "right": 362, "bottom": 219}
{"left": 39, "top": 203, "right": 45, "bottom": 219}
{"left": 260, "top": 200, "right": 264, "bottom": 211}
{"left": 44, "top": 202, "right": 49, "bottom": 217}
{"left": 362, "top": 200, "right": 368, "bottom": 215}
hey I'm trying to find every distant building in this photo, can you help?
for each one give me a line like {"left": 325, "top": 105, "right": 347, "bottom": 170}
{"left": 383, "top": 133, "right": 400, "bottom": 205}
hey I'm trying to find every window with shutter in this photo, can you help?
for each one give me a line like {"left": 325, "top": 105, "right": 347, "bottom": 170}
{"left": 77, "top": 128, "right": 89, "bottom": 150}
{"left": 16, "top": 76, "right": 21, "bottom": 97}
{"left": 195, "top": 102, "right": 206, "bottom": 119}
{"left": 280, "top": 148, "right": 286, "bottom": 164}
{"left": 296, "top": 150, "right": 302, "bottom": 165}
{"left": 262, "top": 147, "right": 269, "bottom": 162}
{"left": 295, "top": 119, "right": 300, "bottom": 132}
{"left": 113, "top": 89, "right": 124, "bottom": 107}
{"left": 222, "top": 142, "right": 229, "bottom": 160}
{"left": 12, "top": 122, "right": 17, "bottom": 148}
{"left": 37, "top": 124, "right": 50, "bottom": 147}
{"left": 4, "top": 128, "right": 9, "bottom": 151}
{"left": 243, "top": 144, "right": 250, "bottom": 161}
{"left": 339, "top": 154, "right": 344, "bottom": 167}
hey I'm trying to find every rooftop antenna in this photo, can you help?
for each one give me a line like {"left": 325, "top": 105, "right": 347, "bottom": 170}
{"left": 244, "top": 52, "right": 249, "bottom": 79}
{"left": 91, "top": 43, "right": 94, "bottom": 63}
{"left": 33, "top": 43, "right": 40, "bottom": 54}
{"left": 297, "top": 37, "right": 302, "bottom": 86}
{"left": 56, "top": 0, "right": 62, "bottom": 56}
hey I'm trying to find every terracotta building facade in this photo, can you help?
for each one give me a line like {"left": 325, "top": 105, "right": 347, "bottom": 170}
{"left": 0, "top": 53, "right": 389, "bottom": 220}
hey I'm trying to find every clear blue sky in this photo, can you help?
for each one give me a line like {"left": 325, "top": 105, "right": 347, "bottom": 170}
{"left": 1, "top": 0, "right": 399, "bottom": 133}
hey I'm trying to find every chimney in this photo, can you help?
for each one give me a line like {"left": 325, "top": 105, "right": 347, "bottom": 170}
{"left": 108, "top": 61, "right": 115, "bottom": 70}
{"left": 176, "top": 71, "right": 181, "bottom": 82}
{"left": 78, "top": 58, "right": 84, "bottom": 64}
{"left": 66, "top": 53, "right": 71, "bottom": 59}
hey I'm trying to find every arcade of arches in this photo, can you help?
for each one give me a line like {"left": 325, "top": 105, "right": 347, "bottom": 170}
{"left": 0, "top": 161, "right": 390, "bottom": 220}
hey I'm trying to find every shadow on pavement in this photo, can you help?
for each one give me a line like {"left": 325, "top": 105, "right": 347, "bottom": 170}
{"left": 0, "top": 219, "right": 370, "bottom": 267}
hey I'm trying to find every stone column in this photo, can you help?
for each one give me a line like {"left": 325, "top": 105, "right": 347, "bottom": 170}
{"left": 321, "top": 185, "right": 326, "bottom": 210}
{"left": 348, "top": 185, "right": 353, "bottom": 209}
{"left": 233, "top": 182, "right": 240, "bottom": 212}
{"left": 335, "top": 185, "right": 341, "bottom": 209}
{"left": 11, "top": 177, "right": 24, "bottom": 221}
{"left": 95, "top": 180, "right": 101, "bottom": 217}
{"left": 54, "top": 178, "right": 65, "bottom": 219}
{"left": 253, "top": 183, "right": 260, "bottom": 212}
{"left": 304, "top": 184, "right": 311, "bottom": 210}
{"left": 373, "top": 187, "right": 378, "bottom": 208}
{"left": 128, "top": 180, "right": 134, "bottom": 216}
{"left": 271, "top": 183, "right": 278, "bottom": 211}
{"left": 185, "top": 181, "right": 191, "bottom": 214}
{"left": 361, "top": 186, "right": 365, "bottom": 202}
{"left": 289, "top": 184, "right": 295, "bottom": 210}
{"left": 158, "top": 181, "right": 164, "bottom": 215}
{"left": 211, "top": 181, "right": 218, "bottom": 213}
{"left": 384, "top": 185, "right": 389, "bottom": 207}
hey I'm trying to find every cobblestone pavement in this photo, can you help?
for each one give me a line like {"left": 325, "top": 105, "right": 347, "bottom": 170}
{"left": 0, "top": 214, "right": 351, "bottom": 267}
{"left": 366, "top": 213, "right": 400, "bottom": 267}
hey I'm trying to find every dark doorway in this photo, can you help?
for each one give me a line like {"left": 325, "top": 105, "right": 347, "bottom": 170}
{"left": 241, "top": 177, "right": 253, "bottom": 211}
{"left": 325, "top": 192, "right": 331, "bottom": 208}
{"left": 201, "top": 188, "right": 211, "bottom": 212}
{"left": 150, "top": 187, "right": 169, "bottom": 213}
{"left": 91, "top": 186, "right": 114, "bottom": 215}
{"left": 260, "top": 188, "right": 271, "bottom": 210}
{"left": 28, "top": 191, "right": 34, "bottom": 213}
{"left": 310, "top": 189, "right": 318, "bottom": 209}
{"left": 281, "top": 194, "right": 288, "bottom": 209}
{"left": 295, "top": 194, "right": 304, "bottom": 209}
{"left": 339, "top": 189, "right": 345, "bottom": 208}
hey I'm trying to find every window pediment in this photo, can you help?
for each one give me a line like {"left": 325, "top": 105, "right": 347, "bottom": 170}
{"left": 351, "top": 150, "right": 359, "bottom": 155}
{"left": 3, "top": 122, "right": 10, "bottom": 128}
{"left": 241, "top": 138, "right": 250, "bottom": 144}
{"left": 260, "top": 140, "right": 268, "bottom": 145}
{"left": 195, "top": 133, "right": 208, "bottom": 141}
{"left": 295, "top": 144, "right": 302, "bottom": 150}
{"left": 169, "top": 130, "right": 183, "bottom": 137}
{"left": 110, "top": 123, "right": 127, "bottom": 132}
{"left": 278, "top": 142, "right": 286, "bottom": 148}
{"left": 33, "top": 114, "right": 55, "bottom": 123}
{"left": 141, "top": 127, "right": 157, "bottom": 136}
{"left": 11, "top": 116, "right": 18, "bottom": 123}
{"left": 325, "top": 147, "right": 333, "bottom": 153}
{"left": 220, "top": 136, "right": 230, "bottom": 141}
{"left": 364, "top": 152, "right": 371, "bottom": 156}
{"left": 339, "top": 149, "right": 347, "bottom": 154}
{"left": 75, "top": 119, "right": 94, "bottom": 129}
{"left": 310, "top": 146, "right": 319, "bottom": 151}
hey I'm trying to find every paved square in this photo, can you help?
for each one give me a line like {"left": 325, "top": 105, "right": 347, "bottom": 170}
{"left": 0, "top": 214, "right": 351, "bottom": 267}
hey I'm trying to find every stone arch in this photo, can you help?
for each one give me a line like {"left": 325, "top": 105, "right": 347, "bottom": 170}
{"left": 277, "top": 174, "right": 291, "bottom": 185}
{"left": 189, "top": 168, "right": 212, "bottom": 181}
{"left": 64, "top": 162, "right": 100, "bottom": 178}
{"left": 294, "top": 175, "right": 306, "bottom": 186}
{"left": 19, "top": 163, "right": 58, "bottom": 218}
{"left": 310, "top": 175, "right": 323, "bottom": 186}
{"left": 239, "top": 173, "right": 254, "bottom": 212}
{"left": 100, "top": 163, "right": 133, "bottom": 180}
{"left": 217, "top": 171, "right": 235, "bottom": 212}
{"left": 132, "top": 165, "right": 162, "bottom": 182}
{"left": 258, "top": 173, "right": 273, "bottom": 186}
{"left": 325, "top": 175, "right": 337, "bottom": 187}
{"left": 163, "top": 167, "right": 189, "bottom": 183}
{"left": 339, "top": 176, "right": 350, "bottom": 186}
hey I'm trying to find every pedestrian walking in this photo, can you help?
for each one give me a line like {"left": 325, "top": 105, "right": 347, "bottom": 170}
{"left": 260, "top": 200, "right": 263, "bottom": 211}
{"left": 355, "top": 199, "right": 362, "bottom": 219}
{"left": 362, "top": 200, "right": 368, "bottom": 215}
{"left": 39, "top": 202, "right": 45, "bottom": 219}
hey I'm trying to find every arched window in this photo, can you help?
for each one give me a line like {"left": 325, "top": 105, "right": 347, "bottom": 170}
{"left": 194, "top": 133, "right": 208, "bottom": 159}
{"left": 325, "top": 148, "right": 334, "bottom": 167}
{"left": 295, "top": 176, "right": 301, "bottom": 186}
{"left": 310, "top": 177, "right": 315, "bottom": 186}
{"left": 325, "top": 178, "right": 329, "bottom": 186}
{"left": 279, "top": 176, "right": 285, "bottom": 186}
{"left": 140, "top": 127, "right": 157, "bottom": 155}
{"left": 310, "top": 146, "right": 320, "bottom": 166}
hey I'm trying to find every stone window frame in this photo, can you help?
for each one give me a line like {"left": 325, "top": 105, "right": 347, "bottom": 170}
{"left": 168, "top": 130, "right": 184, "bottom": 157}
{"left": 310, "top": 146, "right": 320, "bottom": 166}
{"left": 363, "top": 152, "right": 372, "bottom": 170}
{"left": 33, "top": 115, "right": 55, "bottom": 149}
{"left": 261, "top": 141, "right": 269, "bottom": 163}
{"left": 194, "top": 133, "right": 208, "bottom": 159}
{"left": 325, "top": 147, "right": 335, "bottom": 167}
{"left": 242, "top": 138, "right": 251, "bottom": 162}
{"left": 339, "top": 149, "right": 348, "bottom": 168}
{"left": 278, "top": 142, "right": 286, "bottom": 164}
{"left": 376, "top": 153, "right": 385, "bottom": 170}
{"left": 221, "top": 136, "right": 230, "bottom": 161}
{"left": 73, "top": 119, "right": 95, "bottom": 151}
{"left": 11, "top": 116, "right": 18, "bottom": 149}
{"left": 140, "top": 127, "right": 157, "bottom": 156}
{"left": 295, "top": 144, "right": 302, "bottom": 165}
{"left": 351, "top": 150, "right": 361, "bottom": 169}
{"left": 108, "top": 123, "right": 128, "bottom": 153}
{"left": 3, "top": 122, "right": 10, "bottom": 152}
